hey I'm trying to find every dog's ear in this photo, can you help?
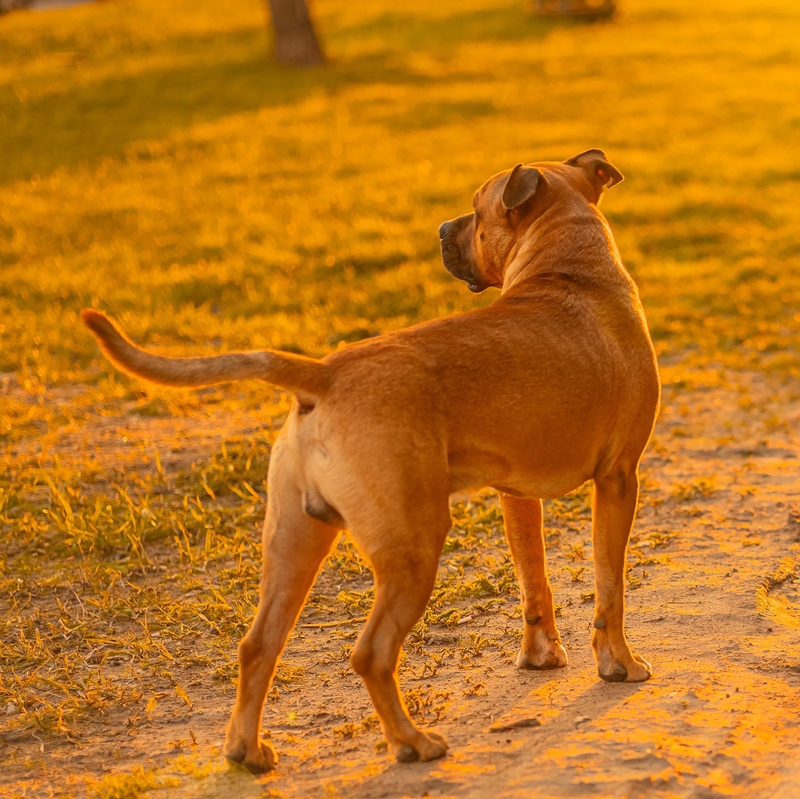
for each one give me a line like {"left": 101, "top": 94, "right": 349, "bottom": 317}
{"left": 502, "top": 164, "right": 542, "bottom": 210}
{"left": 564, "top": 149, "right": 624, "bottom": 189}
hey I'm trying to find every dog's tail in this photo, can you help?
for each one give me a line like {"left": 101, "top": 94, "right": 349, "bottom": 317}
{"left": 81, "top": 310, "right": 331, "bottom": 397}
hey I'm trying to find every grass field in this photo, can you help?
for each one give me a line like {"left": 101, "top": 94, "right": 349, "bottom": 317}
{"left": 2, "top": 0, "right": 800, "bottom": 797}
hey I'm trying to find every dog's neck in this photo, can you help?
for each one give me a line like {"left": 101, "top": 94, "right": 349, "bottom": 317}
{"left": 501, "top": 200, "right": 631, "bottom": 295}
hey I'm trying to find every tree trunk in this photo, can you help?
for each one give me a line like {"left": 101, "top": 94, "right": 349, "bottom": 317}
{"left": 265, "top": 0, "right": 325, "bottom": 67}
{"left": 535, "top": 0, "right": 616, "bottom": 16}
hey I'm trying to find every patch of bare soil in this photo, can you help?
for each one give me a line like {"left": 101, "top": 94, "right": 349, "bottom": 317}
{"left": 4, "top": 371, "right": 800, "bottom": 798}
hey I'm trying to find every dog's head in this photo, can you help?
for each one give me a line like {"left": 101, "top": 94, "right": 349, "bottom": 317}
{"left": 438, "top": 149, "right": 623, "bottom": 292}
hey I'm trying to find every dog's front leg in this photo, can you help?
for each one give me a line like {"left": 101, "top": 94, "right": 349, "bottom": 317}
{"left": 591, "top": 466, "right": 652, "bottom": 682}
{"left": 500, "top": 495, "right": 567, "bottom": 670}
{"left": 224, "top": 452, "right": 338, "bottom": 773}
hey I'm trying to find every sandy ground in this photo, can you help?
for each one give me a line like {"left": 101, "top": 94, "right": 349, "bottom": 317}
{"left": 3, "top": 368, "right": 800, "bottom": 798}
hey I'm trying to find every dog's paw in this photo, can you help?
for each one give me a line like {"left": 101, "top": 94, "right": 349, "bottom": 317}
{"left": 225, "top": 737, "right": 277, "bottom": 774}
{"left": 394, "top": 730, "right": 449, "bottom": 763}
{"left": 516, "top": 643, "right": 568, "bottom": 670}
{"left": 422, "top": 731, "right": 449, "bottom": 759}
{"left": 626, "top": 654, "right": 653, "bottom": 682}
{"left": 598, "top": 655, "right": 652, "bottom": 683}
{"left": 516, "top": 627, "right": 568, "bottom": 670}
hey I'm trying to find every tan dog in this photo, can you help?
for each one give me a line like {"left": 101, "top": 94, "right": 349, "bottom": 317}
{"left": 82, "top": 149, "right": 659, "bottom": 773}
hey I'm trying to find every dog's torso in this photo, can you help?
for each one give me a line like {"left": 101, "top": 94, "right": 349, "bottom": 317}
{"left": 291, "top": 259, "right": 658, "bottom": 523}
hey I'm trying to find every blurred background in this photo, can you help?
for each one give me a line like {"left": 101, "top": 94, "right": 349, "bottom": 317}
{"left": 2, "top": 0, "right": 799, "bottom": 408}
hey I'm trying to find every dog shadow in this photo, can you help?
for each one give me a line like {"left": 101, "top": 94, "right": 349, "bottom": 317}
{"left": 346, "top": 675, "right": 645, "bottom": 798}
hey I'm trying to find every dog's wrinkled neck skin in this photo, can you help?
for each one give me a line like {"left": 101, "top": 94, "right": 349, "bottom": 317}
{"left": 439, "top": 150, "right": 627, "bottom": 298}
{"left": 501, "top": 195, "right": 625, "bottom": 295}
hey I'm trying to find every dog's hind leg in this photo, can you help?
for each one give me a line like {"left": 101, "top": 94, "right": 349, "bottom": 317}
{"left": 349, "top": 503, "right": 452, "bottom": 764}
{"left": 590, "top": 463, "right": 652, "bottom": 683}
{"left": 501, "top": 495, "right": 567, "bottom": 670}
{"left": 223, "top": 443, "right": 338, "bottom": 773}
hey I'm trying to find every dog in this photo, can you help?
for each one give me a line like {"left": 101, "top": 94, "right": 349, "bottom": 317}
{"left": 81, "top": 148, "right": 659, "bottom": 773}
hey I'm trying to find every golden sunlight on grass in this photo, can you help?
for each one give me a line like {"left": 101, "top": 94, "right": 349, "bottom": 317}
{"left": 2, "top": 0, "right": 800, "bottom": 796}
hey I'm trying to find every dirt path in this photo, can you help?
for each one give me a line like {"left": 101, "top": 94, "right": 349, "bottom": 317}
{"left": 3, "top": 370, "right": 800, "bottom": 798}
{"left": 249, "top": 372, "right": 800, "bottom": 798}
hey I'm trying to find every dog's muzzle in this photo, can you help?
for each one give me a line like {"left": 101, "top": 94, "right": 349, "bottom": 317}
{"left": 439, "top": 218, "right": 481, "bottom": 293}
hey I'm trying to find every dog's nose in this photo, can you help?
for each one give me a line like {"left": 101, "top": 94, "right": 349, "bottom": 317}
{"left": 438, "top": 221, "right": 451, "bottom": 240}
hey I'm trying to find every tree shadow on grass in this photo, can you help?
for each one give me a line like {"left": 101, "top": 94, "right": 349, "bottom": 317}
{"left": 329, "top": 3, "right": 558, "bottom": 51}
{"left": 1, "top": 50, "right": 417, "bottom": 184}
{"left": 0, "top": 5, "right": 558, "bottom": 184}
